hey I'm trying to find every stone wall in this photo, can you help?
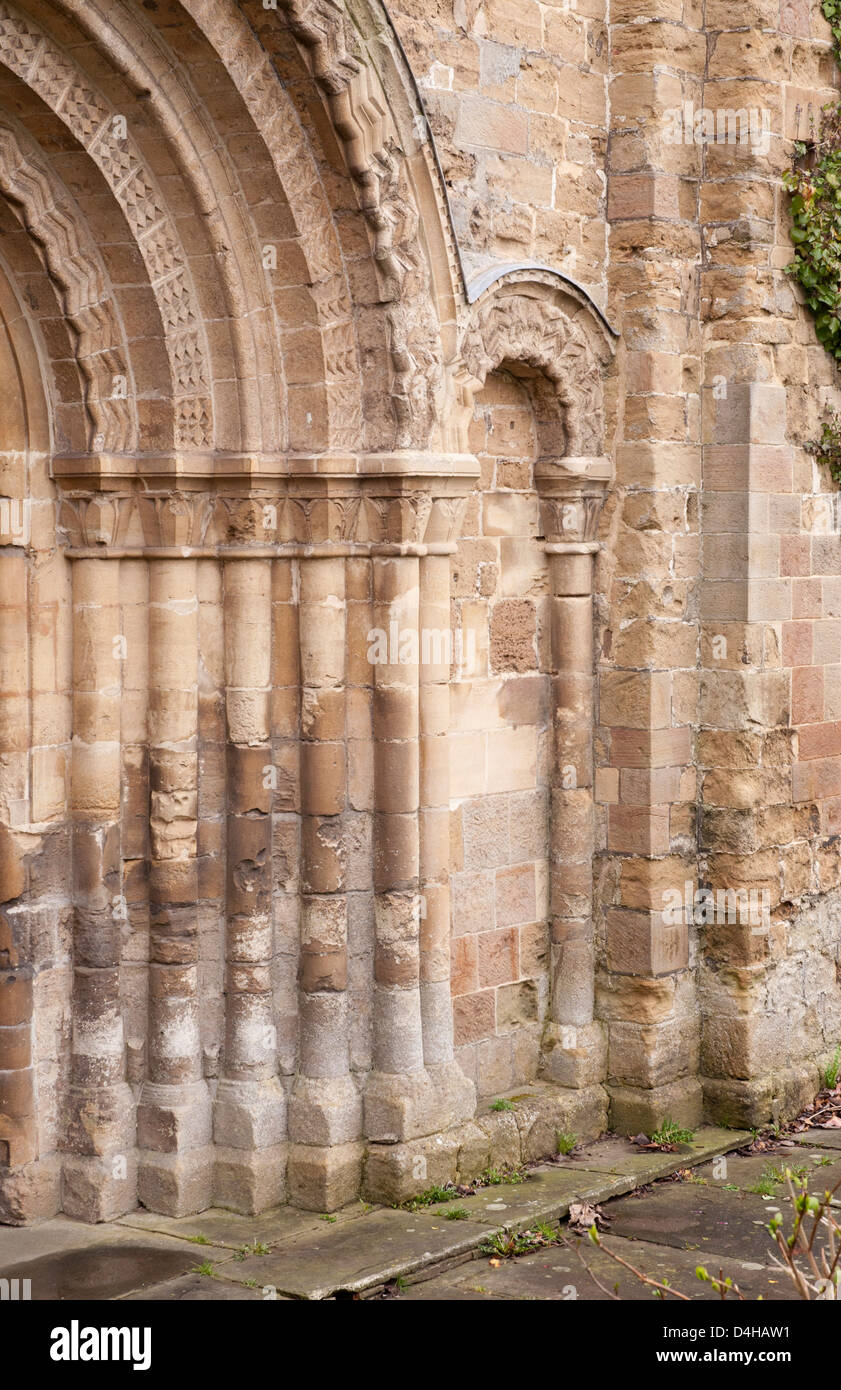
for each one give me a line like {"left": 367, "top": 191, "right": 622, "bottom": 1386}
{"left": 2, "top": 0, "right": 841, "bottom": 1228}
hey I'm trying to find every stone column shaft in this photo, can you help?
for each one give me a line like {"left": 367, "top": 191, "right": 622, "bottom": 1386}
{"left": 541, "top": 542, "right": 606, "bottom": 1090}
{"left": 0, "top": 551, "right": 38, "bottom": 1192}
{"left": 214, "top": 558, "right": 286, "bottom": 1211}
{"left": 288, "top": 555, "right": 362, "bottom": 1210}
{"left": 418, "top": 552, "right": 454, "bottom": 1066}
{"left": 371, "top": 553, "right": 423, "bottom": 1079}
{"left": 63, "top": 558, "right": 135, "bottom": 1220}
{"left": 137, "top": 559, "right": 212, "bottom": 1216}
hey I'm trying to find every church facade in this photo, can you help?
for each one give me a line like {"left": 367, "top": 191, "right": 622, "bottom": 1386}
{"left": 1, "top": 0, "right": 840, "bottom": 1224}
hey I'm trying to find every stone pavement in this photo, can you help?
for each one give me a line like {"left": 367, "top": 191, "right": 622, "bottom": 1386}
{"left": 2, "top": 1125, "right": 838, "bottom": 1300}
{"left": 0, "top": 1124, "right": 790, "bottom": 1301}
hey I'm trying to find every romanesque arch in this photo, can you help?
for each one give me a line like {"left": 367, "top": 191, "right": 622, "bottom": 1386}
{"left": 0, "top": 4, "right": 618, "bottom": 1225}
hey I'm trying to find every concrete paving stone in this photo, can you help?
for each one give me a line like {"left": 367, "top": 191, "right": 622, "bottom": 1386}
{"left": 222, "top": 1206, "right": 494, "bottom": 1300}
{"left": 122, "top": 1273, "right": 270, "bottom": 1301}
{"left": 395, "top": 1236, "right": 798, "bottom": 1301}
{"left": 603, "top": 1183, "right": 810, "bottom": 1265}
{"left": 116, "top": 1200, "right": 373, "bottom": 1250}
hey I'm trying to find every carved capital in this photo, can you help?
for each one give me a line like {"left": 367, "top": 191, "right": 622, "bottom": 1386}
{"left": 535, "top": 457, "right": 611, "bottom": 545}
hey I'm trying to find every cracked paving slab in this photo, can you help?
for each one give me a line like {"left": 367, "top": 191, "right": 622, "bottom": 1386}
{"left": 390, "top": 1235, "right": 798, "bottom": 1301}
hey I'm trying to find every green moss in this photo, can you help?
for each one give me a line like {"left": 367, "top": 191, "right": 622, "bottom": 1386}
{"left": 784, "top": 2, "right": 841, "bottom": 470}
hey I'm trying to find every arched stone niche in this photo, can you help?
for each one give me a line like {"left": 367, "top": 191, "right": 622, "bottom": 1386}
{"left": 447, "top": 269, "right": 617, "bottom": 1111}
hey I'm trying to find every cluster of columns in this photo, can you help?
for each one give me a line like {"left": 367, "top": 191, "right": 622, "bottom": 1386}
{"left": 52, "top": 510, "right": 482, "bottom": 1216}
{"left": 11, "top": 451, "right": 612, "bottom": 1220}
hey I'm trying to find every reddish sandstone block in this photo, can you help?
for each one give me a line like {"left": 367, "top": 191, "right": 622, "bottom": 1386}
{"left": 781, "top": 621, "right": 812, "bottom": 668}
{"left": 792, "top": 758, "right": 841, "bottom": 804}
{"left": 494, "top": 864, "right": 537, "bottom": 927}
{"left": 477, "top": 927, "right": 519, "bottom": 988}
{"left": 453, "top": 991, "right": 496, "bottom": 1046}
{"left": 796, "top": 722, "right": 841, "bottom": 761}
{"left": 791, "top": 667, "right": 824, "bottom": 726}
{"left": 451, "top": 935, "right": 479, "bottom": 997}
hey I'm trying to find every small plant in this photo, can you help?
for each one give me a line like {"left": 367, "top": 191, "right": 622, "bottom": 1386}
{"left": 490, "top": 1098, "right": 514, "bottom": 1112}
{"left": 187, "top": 1234, "right": 210, "bottom": 1245}
{"left": 823, "top": 1044, "right": 841, "bottom": 1091}
{"left": 243, "top": 1279, "right": 259, "bottom": 1289}
{"left": 479, "top": 1164, "right": 524, "bottom": 1187}
{"left": 234, "top": 1240, "right": 271, "bottom": 1261}
{"left": 441, "top": 1206, "right": 470, "bottom": 1221}
{"left": 747, "top": 1164, "right": 781, "bottom": 1197}
{"left": 649, "top": 1119, "right": 695, "bottom": 1147}
{"left": 480, "top": 1225, "right": 558, "bottom": 1259}
{"left": 748, "top": 1162, "right": 809, "bottom": 1196}
{"left": 402, "top": 1182, "right": 459, "bottom": 1211}
{"left": 320, "top": 1213, "right": 338, "bottom": 1223}
{"left": 192, "top": 1261, "right": 216, "bottom": 1278}
{"left": 556, "top": 1131, "right": 577, "bottom": 1156}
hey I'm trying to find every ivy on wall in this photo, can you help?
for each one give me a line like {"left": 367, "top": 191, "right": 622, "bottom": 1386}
{"left": 784, "top": 1, "right": 841, "bottom": 477}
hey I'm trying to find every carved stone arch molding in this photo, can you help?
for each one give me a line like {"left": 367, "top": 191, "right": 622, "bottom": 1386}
{"left": 0, "top": 0, "right": 214, "bottom": 452}
{"left": 453, "top": 267, "right": 619, "bottom": 1109}
{"left": 0, "top": 120, "right": 138, "bottom": 454}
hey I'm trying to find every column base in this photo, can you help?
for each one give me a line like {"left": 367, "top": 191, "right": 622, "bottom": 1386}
{"left": 137, "top": 1146, "right": 214, "bottom": 1217}
{"left": 62, "top": 1151, "right": 138, "bottom": 1223}
{"left": 540, "top": 1021, "right": 607, "bottom": 1088}
{"left": 608, "top": 1078, "right": 703, "bottom": 1136}
{"left": 213, "top": 1076, "right": 286, "bottom": 1150}
{"left": 287, "top": 1141, "right": 364, "bottom": 1212}
{"left": 0, "top": 1152, "right": 62, "bottom": 1225}
{"left": 364, "top": 1061, "right": 475, "bottom": 1143}
{"left": 64, "top": 1082, "right": 136, "bottom": 1157}
{"left": 288, "top": 1075, "right": 362, "bottom": 1147}
{"left": 702, "top": 1064, "right": 816, "bottom": 1130}
{"left": 212, "top": 1142, "right": 287, "bottom": 1214}
{"left": 136, "top": 1079, "right": 213, "bottom": 1215}
{"left": 136, "top": 1079, "right": 212, "bottom": 1152}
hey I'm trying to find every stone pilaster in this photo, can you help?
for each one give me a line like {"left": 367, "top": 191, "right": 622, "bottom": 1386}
{"left": 604, "top": 6, "right": 705, "bottom": 1133}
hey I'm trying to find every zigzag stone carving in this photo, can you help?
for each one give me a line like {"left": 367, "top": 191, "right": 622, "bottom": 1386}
{"left": 0, "top": 0, "right": 212, "bottom": 448}
{"left": 0, "top": 122, "right": 135, "bottom": 452}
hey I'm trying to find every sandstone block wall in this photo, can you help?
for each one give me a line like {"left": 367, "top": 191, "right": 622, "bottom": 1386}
{"left": 1, "top": 0, "right": 841, "bottom": 1225}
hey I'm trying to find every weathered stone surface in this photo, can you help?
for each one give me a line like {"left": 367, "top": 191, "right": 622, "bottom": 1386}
{"left": 2, "top": 0, "right": 841, "bottom": 1234}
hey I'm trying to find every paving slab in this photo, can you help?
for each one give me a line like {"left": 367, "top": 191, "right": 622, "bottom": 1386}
{"left": 604, "top": 1183, "right": 801, "bottom": 1264}
{"left": 693, "top": 1147, "right": 841, "bottom": 1200}
{"left": 394, "top": 1236, "right": 797, "bottom": 1302}
{"left": 792, "top": 1127, "right": 841, "bottom": 1150}
{"left": 0, "top": 1240, "right": 238, "bottom": 1301}
{"left": 116, "top": 1200, "right": 373, "bottom": 1251}
{"left": 415, "top": 1166, "right": 632, "bottom": 1230}
{"left": 122, "top": 1272, "right": 270, "bottom": 1301}
{"left": 222, "top": 1206, "right": 493, "bottom": 1300}
{"left": 0, "top": 1216, "right": 237, "bottom": 1300}
{"left": 563, "top": 1127, "right": 750, "bottom": 1182}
